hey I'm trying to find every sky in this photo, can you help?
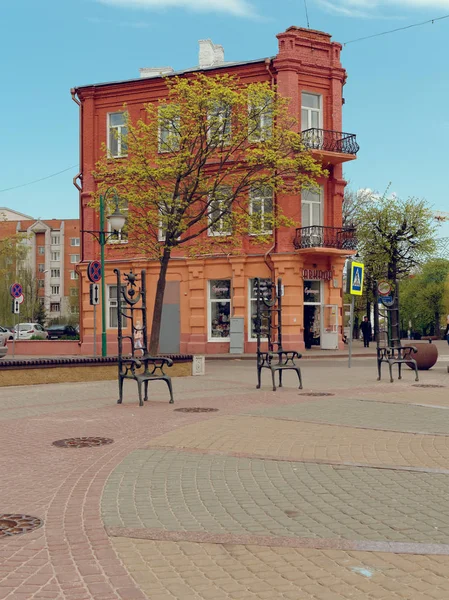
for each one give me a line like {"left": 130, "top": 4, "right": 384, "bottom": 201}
{"left": 1, "top": 0, "right": 448, "bottom": 239}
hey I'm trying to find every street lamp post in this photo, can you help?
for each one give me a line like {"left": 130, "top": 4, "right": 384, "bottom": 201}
{"left": 82, "top": 188, "right": 127, "bottom": 357}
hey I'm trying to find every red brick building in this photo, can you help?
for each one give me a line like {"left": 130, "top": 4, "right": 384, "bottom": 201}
{"left": 72, "top": 27, "right": 358, "bottom": 355}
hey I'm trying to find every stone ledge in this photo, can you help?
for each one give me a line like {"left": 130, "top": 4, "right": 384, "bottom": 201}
{"left": 0, "top": 355, "right": 193, "bottom": 387}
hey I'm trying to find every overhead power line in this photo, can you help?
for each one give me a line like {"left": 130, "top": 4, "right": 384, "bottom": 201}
{"left": 0, "top": 164, "right": 78, "bottom": 193}
{"left": 344, "top": 13, "right": 449, "bottom": 46}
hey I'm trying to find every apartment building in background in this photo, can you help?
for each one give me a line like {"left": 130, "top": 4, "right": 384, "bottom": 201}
{"left": 73, "top": 26, "right": 359, "bottom": 355}
{"left": 0, "top": 208, "right": 80, "bottom": 319}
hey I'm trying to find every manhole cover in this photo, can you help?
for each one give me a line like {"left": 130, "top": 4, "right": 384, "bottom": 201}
{"left": 412, "top": 384, "right": 445, "bottom": 389}
{"left": 0, "top": 514, "right": 43, "bottom": 538}
{"left": 298, "top": 392, "right": 335, "bottom": 397}
{"left": 174, "top": 408, "right": 219, "bottom": 413}
{"left": 52, "top": 437, "right": 114, "bottom": 448}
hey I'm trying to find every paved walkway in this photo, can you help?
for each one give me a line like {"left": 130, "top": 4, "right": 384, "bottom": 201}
{"left": 0, "top": 355, "right": 448, "bottom": 599}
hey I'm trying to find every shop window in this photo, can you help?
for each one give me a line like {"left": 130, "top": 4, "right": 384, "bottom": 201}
{"left": 248, "top": 278, "right": 271, "bottom": 340}
{"left": 304, "top": 280, "right": 321, "bottom": 304}
{"left": 209, "top": 279, "right": 231, "bottom": 340}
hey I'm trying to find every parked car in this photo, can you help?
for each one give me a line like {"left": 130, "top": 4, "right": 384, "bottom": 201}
{"left": 14, "top": 323, "right": 48, "bottom": 340}
{"left": 0, "top": 330, "right": 8, "bottom": 359}
{"left": 46, "top": 324, "right": 78, "bottom": 340}
{"left": 0, "top": 326, "right": 14, "bottom": 341}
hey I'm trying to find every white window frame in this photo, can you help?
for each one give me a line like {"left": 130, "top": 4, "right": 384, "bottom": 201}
{"left": 248, "top": 278, "right": 271, "bottom": 341}
{"left": 249, "top": 187, "right": 273, "bottom": 235}
{"left": 38, "top": 279, "right": 45, "bottom": 289}
{"left": 158, "top": 106, "right": 181, "bottom": 153}
{"left": 38, "top": 246, "right": 45, "bottom": 255}
{"left": 70, "top": 270, "right": 78, "bottom": 280}
{"left": 208, "top": 101, "right": 232, "bottom": 145}
{"left": 51, "top": 285, "right": 60, "bottom": 295}
{"left": 207, "top": 280, "right": 231, "bottom": 342}
{"left": 51, "top": 268, "right": 60, "bottom": 278}
{"left": 70, "top": 254, "right": 80, "bottom": 264}
{"left": 248, "top": 96, "right": 273, "bottom": 142}
{"left": 70, "top": 237, "right": 80, "bottom": 247}
{"left": 207, "top": 186, "right": 232, "bottom": 237}
{"left": 70, "top": 287, "right": 78, "bottom": 297}
{"left": 301, "top": 187, "right": 324, "bottom": 228}
{"left": 108, "top": 112, "right": 128, "bottom": 158}
{"left": 38, "top": 264, "right": 45, "bottom": 273}
{"left": 301, "top": 92, "right": 323, "bottom": 131}
{"left": 51, "top": 235, "right": 60, "bottom": 245}
{"left": 107, "top": 284, "right": 127, "bottom": 329}
{"left": 50, "top": 302, "right": 60, "bottom": 313}
{"left": 51, "top": 251, "right": 60, "bottom": 261}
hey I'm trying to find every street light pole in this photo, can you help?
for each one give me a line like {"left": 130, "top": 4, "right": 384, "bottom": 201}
{"left": 99, "top": 194, "right": 107, "bottom": 357}
{"left": 82, "top": 188, "right": 127, "bottom": 359}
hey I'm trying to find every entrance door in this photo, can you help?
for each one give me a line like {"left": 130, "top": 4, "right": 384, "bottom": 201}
{"left": 321, "top": 304, "right": 339, "bottom": 350}
{"left": 304, "top": 305, "right": 321, "bottom": 349}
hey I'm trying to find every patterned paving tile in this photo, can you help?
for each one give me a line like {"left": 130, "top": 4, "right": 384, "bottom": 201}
{"left": 102, "top": 449, "right": 449, "bottom": 544}
{"left": 248, "top": 398, "right": 449, "bottom": 434}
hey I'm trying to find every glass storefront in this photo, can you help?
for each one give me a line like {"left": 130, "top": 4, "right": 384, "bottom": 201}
{"left": 209, "top": 280, "right": 231, "bottom": 340}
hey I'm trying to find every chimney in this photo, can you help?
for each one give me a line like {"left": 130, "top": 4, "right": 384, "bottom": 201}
{"left": 199, "top": 39, "right": 225, "bottom": 69}
{"left": 139, "top": 66, "right": 174, "bottom": 79}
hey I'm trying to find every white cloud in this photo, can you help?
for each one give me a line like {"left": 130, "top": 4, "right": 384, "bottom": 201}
{"left": 317, "top": 0, "right": 449, "bottom": 18}
{"left": 96, "top": 0, "right": 256, "bottom": 17}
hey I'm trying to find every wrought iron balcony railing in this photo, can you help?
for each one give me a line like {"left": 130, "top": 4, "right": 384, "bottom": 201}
{"left": 293, "top": 226, "right": 357, "bottom": 251}
{"left": 301, "top": 128, "right": 360, "bottom": 155}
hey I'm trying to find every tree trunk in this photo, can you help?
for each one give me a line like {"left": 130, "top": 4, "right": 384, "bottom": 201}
{"left": 149, "top": 248, "right": 171, "bottom": 355}
{"left": 435, "top": 310, "right": 440, "bottom": 339}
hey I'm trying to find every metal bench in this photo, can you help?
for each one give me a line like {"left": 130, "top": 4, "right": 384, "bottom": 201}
{"left": 114, "top": 268, "right": 174, "bottom": 406}
{"left": 377, "top": 345, "right": 419, "bottom": 383}
{"left": 254, "top": 278, "right": 303, "bottom": 391}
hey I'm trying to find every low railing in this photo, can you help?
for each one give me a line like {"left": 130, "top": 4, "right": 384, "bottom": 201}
{"left": 301, "top": 128, "right": 360, "bottom": 155}
{"left": 294, "top": 226, "right": 357, "bottom": 250}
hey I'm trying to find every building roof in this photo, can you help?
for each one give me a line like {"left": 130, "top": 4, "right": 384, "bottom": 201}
{"left": 74, "top": 57, "right": 273, "bottom": 91}
{"left": 0, "top": 207, "right": 34, "bottom": 221}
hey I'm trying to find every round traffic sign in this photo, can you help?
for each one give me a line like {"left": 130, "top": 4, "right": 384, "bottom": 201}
{"left": 17, "top": 294, "right": 24, "bottom": 305}
{"left": 87, "top": 261, "right": 102, "bottom": 283}
{"left": 10, "top": 283, "right": 23, "bottom": 298}
{"left": 377, "top": 280, "right": 392, "bottom": 296}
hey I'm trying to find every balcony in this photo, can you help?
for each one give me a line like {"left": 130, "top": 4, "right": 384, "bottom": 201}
{"left": 294, "top": 226, "right": 357, "bottom": 252}
{"left": 301, "top": 128, "right": 359, "bottom": 164}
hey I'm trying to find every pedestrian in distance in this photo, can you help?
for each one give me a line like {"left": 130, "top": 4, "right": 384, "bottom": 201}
{"left": 361, "top": 315, "right": 372, "bottom": 348}
{"left": 445, "top": 322, "right": 449, "bottom": 346}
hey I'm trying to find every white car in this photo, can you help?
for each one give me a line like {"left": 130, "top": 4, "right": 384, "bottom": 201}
{"left": 15, "top": 323, "right": 48, "bottom": 340}
{"left": 0, "top": 331, "right": 8, "bottom": 359}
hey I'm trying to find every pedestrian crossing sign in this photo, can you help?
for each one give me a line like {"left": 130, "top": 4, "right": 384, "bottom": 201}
{"left": 350, "top": 261, "right": 364, "bottom": 296}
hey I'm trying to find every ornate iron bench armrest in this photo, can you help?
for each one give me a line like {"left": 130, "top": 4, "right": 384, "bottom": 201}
{"left": 276, "top": 350, "right": 302, "bottom": 365}
{"left": 140, "top": 355, "right": 174, "bottom": 376}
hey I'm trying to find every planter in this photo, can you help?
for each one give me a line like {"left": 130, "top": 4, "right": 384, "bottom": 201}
{"left": 405, "top": 340, "right": 438, "bottom": 371}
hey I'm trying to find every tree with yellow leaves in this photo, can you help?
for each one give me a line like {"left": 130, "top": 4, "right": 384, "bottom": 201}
{"left": 94, "top": 73, "right": 325, "bottom": 353}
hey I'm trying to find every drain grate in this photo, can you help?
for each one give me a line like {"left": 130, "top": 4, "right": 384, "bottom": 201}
{"left": 52, "top": 437, "right": 114, "bottom": 448}
{"left": 298, "top": 392, "right": 335, "bottom": 397}
{"left": 412, "top": 384, "right": 445, "bottom": 389}
{"left": 174, "top": 407, "right": 219, "bottom": 413}
{"left": 0, "top": 514, "right": 43, "bottom": 538}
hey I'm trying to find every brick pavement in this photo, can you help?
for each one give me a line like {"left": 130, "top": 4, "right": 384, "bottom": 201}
{"left": 0, "top": 358, "right": 449, "bottom": 599}
{"left": 145, "top": 415, "right": 449, "bottom": 470}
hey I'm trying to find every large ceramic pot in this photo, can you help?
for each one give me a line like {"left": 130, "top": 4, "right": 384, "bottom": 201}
{"left": 405, "top": 340, "right": 438, "bottom": 370}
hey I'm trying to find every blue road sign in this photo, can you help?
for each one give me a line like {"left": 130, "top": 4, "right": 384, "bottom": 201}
{"left": 350, "top": 262, "right": 364, "bottom": 296}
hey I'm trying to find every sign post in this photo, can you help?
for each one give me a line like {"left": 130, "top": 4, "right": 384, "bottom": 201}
{"left": 346, "top": 261, "right": 365, "bottom": 368}
{"left": 88, "top": 262, "right": 102, "bottom": 357}
{"left": 10, "top": 283, "right": 23, "bottom": 359}
{"left": 89, "top": 283, "right": 100, "bottom": 357}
